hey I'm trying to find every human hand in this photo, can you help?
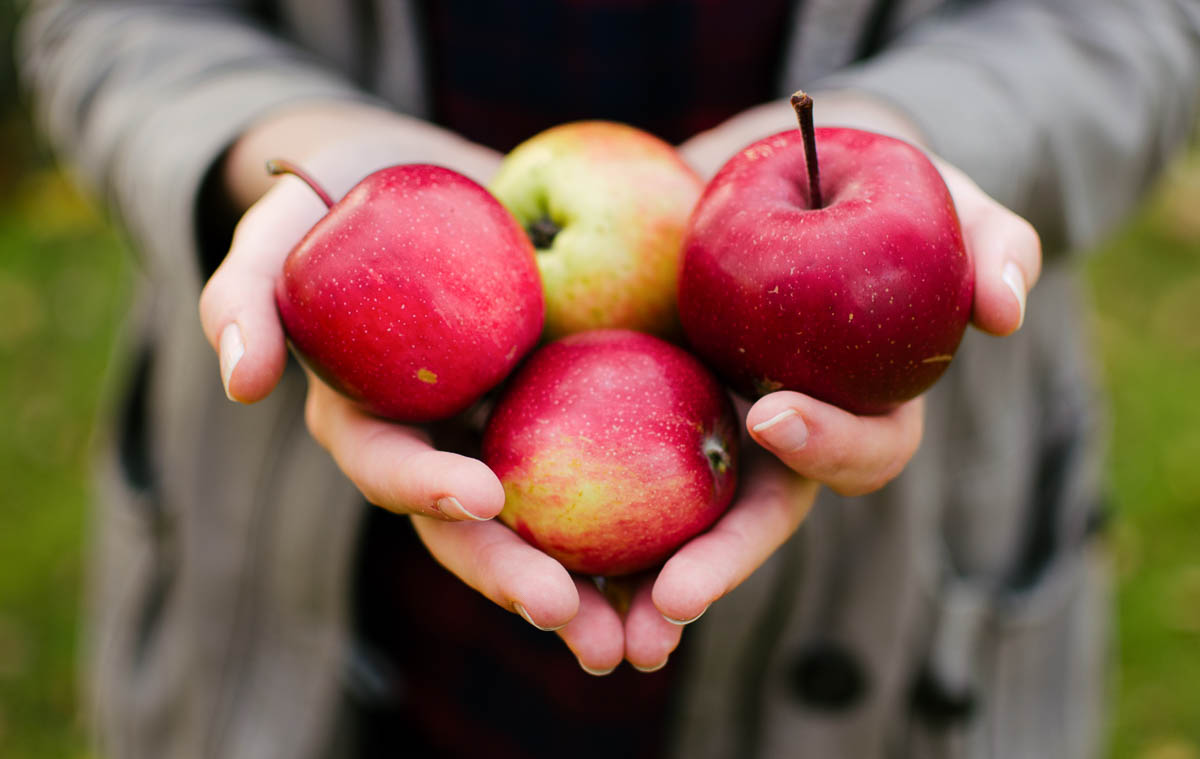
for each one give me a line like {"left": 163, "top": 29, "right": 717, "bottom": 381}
{"left": 677, "top": 93, "right": 1040, "bottom": 473}
{"left": 678, "top": 92, "right": 1040, "bottom": 342}
{"left": 614, "top": 94, "right": 1042, "bottom": 670}
{"left": 197, "top": 103, "right": 625, "bottom": 671}
{"left": 295, "top": 368, "right": 624, "bottom": 671}
{"left": 614, "top": 390, "right": 925, "bottom": 670}
{"left": 742, "top": 148, "right": 1039, "bottom": 476}
{"left": 200, "top": 100, "right": 505, "bottom": 405}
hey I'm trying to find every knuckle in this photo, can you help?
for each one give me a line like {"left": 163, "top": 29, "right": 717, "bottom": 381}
{"left": 232, "top": 202, "right": 264, "bottom": 239}
{"left": 832, "top": 470, "right": 887, "bottom": 498}
{"left": 872, "top": 453, "right": 909, "bottom": 492}
{"left": 823, "top": 460, "right": 862, "bottom": 495}
{"left": 1002, "top": 214, "right": 1041, "bottom": 271}
{"left": 1012, "top": 216, "right": 1039, "bottom": 251}
{"left": 197, "top": 275, "right": 224, "bottom": 327}
{"left": 303, "top": 389, "right": 327, "bottom": 445}
{"left": 352, "top": 456, "right": 403, "bottom": 513}
{"left": 826, "top": 444, "right": 910, "bottom": 497}
{"left": 359, "top": 489, "right": 388, "bottom": 510}
{"left": 1018, "top": 218, "right": 1043, "bottom": 279}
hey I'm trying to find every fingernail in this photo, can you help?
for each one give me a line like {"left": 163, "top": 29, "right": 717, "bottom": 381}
{"left": 633, "top": 657, "right": 669, "bottom": 673}
{"left": 751, "top": 409, "right": 809, "bottom": 452}
{"left": 580, "top": 662, "right": 617, "bottom": 677}
{"left": 1001, "top": 261, "right": 1026, "bottom": 330}
{"left": 219, "top": 323, "right": 245, "bottom": 401}
{"left": 435, "top": 496, "right": 489, "bottom": 522}
{"left": 512, "top": 601, "right": 566, "bottom": 632}
{"left": 663, "top": 604, "right": 709, "bottom": 626}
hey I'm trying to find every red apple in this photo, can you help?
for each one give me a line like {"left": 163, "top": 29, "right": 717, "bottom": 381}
{"left": 679, "top": 93, "right": 973, "bottom": 414}
{"left": 483, "top": 330, "right": 739, "bottom": 577}
{"left": 488, "top": 122, "right": 703, "bottom": 340}
{"left": 273, "top": 161, "right": 544, "bottom": 423}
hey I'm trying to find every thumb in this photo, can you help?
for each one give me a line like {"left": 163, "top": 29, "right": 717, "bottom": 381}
{"left": 198, "top": 178, "right": 327, "bottom": 402}
{"left": 745, "top": 391, "right": 924, "bottom": 496}
{"left": 936, "top": 160, "right": 1042, "bottom": 337}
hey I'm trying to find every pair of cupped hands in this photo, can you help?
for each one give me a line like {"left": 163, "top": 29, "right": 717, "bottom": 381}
{"left": 199, "top": 94, "right": 1040, "bottom": 675}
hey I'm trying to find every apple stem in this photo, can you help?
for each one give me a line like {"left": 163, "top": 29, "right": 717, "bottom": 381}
{"left": 266, "top": 158, "right": 335, "bottom": 209}
{"left": 790, "top": 91, "right": 823, "bottom": 210}
{"left": 527, "top": 215, "right": 561, "bottom": 250}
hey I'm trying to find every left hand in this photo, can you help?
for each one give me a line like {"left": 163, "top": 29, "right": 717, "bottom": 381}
{"left": 607, "top": 93, "right": 1043, "bottom": 671}
{"left": 621, "top": 394, "right": 923, "bottom": 671}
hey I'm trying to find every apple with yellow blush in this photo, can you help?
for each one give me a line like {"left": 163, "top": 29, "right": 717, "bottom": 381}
{"left": 482, "top": 330, "right": 739, "bottom": 577}
{"left": 489, "top": 122, "right": 703, "bottom": 341}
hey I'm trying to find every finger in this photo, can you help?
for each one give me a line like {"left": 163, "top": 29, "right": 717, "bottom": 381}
{"left": 556, "top": 578, "right": 627, "bottom": 676}
{"left": 937, "top": 162, "right": 1042, "bottom": 337}
{"left": 305, "top": 377, "right": 504, "bottom": 520}
{"left": 652, "top": 455, "right": 818, "bottom": 624}
{"left": 412, "top": 516, "right": 579, "bottom": 632}
{"left": 198, "top": 182, "right": 328, "bottom": 403}
{"left": 745, "top": 392, "right": 923, "bottom": 496}
{"left": 623, "top": 580, "right": 683, "bottom": 672}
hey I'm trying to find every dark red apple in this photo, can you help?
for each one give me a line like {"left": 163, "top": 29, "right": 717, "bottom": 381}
{"left": 679, "top": 93, "right": 973, "bottom": 414}
{"left": 483, "top": 330, "right": 739, "bottom": 577}
{"left": 272, "top": 161, "right": 544, "bottom": 423}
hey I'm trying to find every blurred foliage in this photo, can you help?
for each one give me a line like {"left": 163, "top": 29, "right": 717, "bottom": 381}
{"left": 0, "top": 112, "right": 130, "bottom": 758}
{"left": 2, "top": 4, "right": 117, "bottom": 752}
{"left": 1087, "top": 141, "right": 1200, "bottom": 758}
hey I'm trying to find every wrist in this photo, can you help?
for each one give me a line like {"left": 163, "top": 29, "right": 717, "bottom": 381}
{"left": 678, "top": 91, "right": 930, "bottom": 181}
{"left": 806, "top": 89, "right": 929, "bottom": 148}
{"left": 222, "top": 101, "right": 502, "bottom": 211}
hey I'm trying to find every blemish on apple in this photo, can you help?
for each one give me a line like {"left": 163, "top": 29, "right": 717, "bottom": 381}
{"left": 754, "top": 377, "right": 784, "bottom": 395}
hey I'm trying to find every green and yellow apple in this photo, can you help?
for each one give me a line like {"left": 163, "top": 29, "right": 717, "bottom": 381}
{"left": 482, "top": 329, "right": 739, "bottom": 577}
{"left": 489, "top": 122, "right": 703, "bottom": 340}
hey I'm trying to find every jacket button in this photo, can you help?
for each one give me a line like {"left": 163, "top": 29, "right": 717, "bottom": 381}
{"left": 788, "top": 641, "right": 868, "bottom": 711}
{"left": 911, "top": 667, "right": 977, "bottom": 728}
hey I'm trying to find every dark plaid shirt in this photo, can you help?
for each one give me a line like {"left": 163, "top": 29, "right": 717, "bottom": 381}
{"left": 356, "top": 2, "right": 793, "bottom": 756}
{"left": 423, "top": 0, "right": 795, "bottom": 152}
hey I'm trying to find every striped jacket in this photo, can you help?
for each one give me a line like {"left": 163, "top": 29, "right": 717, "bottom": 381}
{"left": 18, "top": 1, "right": 1200, "bottom": 757}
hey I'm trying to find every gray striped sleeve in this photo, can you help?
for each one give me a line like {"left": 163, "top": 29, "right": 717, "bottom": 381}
{"left": 812, "top": 0, "right": 1200, "bottom": 254}
{"left": 17, "top": 0, "right": 374, "bottom": 278}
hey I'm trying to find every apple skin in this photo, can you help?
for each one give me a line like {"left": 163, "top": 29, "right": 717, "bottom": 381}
{"left": 483, "top": 330, "right": 739, "bottom": 577}
{"left": 679, "top": 127, "right": 973, "bottom": 414}
{"left": 489, "top": 121, "right": 704, "bottom": 341}
{"left": 276, "top": 164, "right": 544, "bottom": 423}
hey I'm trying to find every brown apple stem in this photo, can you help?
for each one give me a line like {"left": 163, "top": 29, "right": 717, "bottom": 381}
{"left": 266, "top": 158, "right": 335, "bottom": 208}
{"left": 790, "top": 91, "right": 823, "bottom": 209}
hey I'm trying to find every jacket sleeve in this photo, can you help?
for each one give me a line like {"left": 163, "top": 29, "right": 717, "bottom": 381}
{"left": 813, "top": 0, "right": 1200, "bottom": 253}
{"left": 17, "top": 0, "right": 377, "bottom": 279}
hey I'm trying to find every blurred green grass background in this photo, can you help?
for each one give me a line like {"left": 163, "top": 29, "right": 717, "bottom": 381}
{"left": 1, "top": 22, "right": 1198, "bottom": 759}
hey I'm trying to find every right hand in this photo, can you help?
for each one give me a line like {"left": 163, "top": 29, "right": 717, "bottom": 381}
{"left": 197, "top": 102, "right": 629, "bottom": 674}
